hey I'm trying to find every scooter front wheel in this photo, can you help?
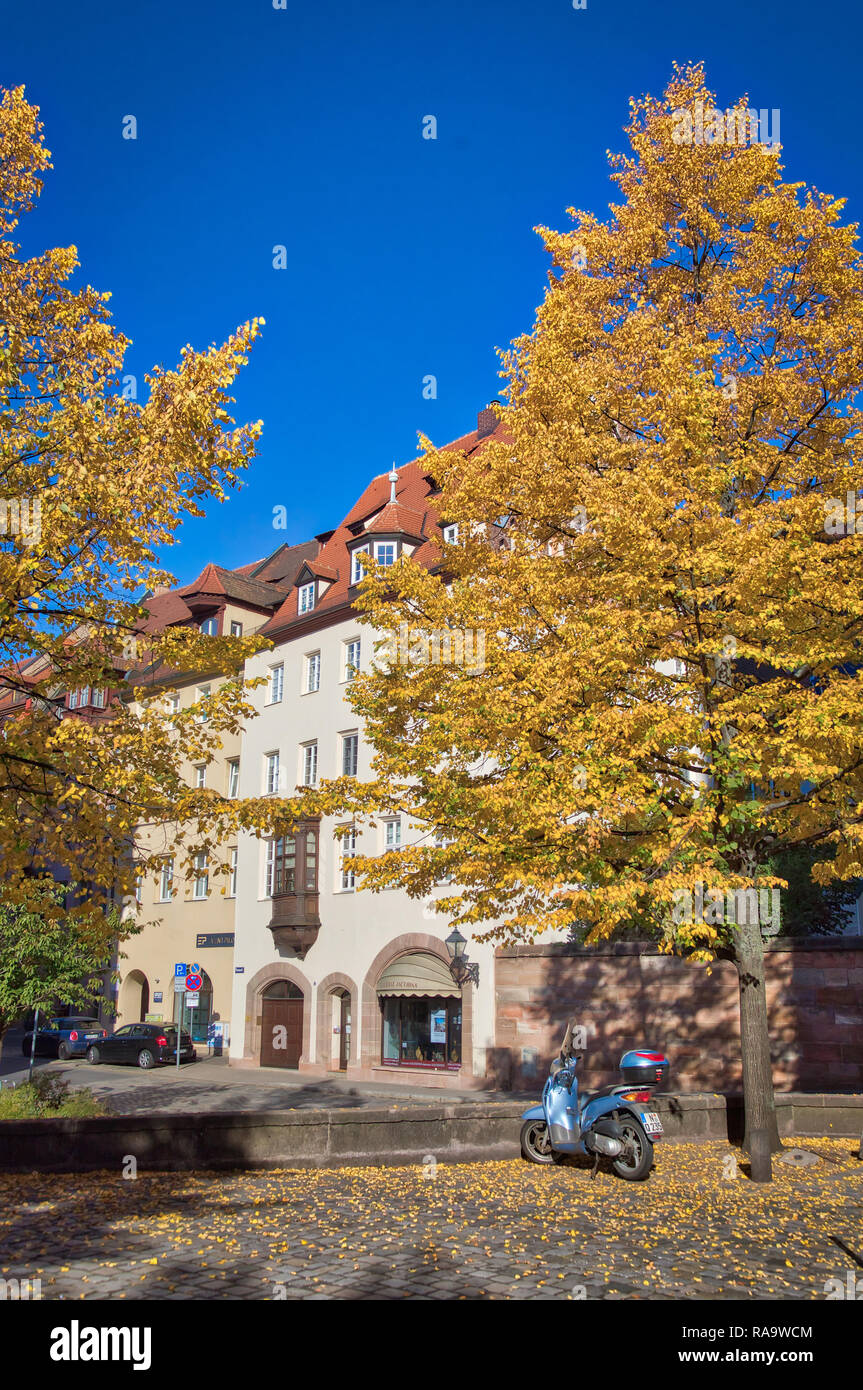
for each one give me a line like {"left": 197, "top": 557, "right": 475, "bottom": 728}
{"left": 520, "top": 1118, "right": 555, "bottom": 1164}
{"left": 611, "top": 1116, "right": 653, "bottom": 1181}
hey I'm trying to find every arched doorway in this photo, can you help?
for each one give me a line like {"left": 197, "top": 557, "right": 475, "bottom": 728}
{"left": 331, "top": 988, "right": 351, "bottom": 1071}
{"left": 260, "top": 979, "right": 303, "bottom": 1069}
{"left": 377, "top": 952, "right": 462, "bottom": 1071}
{"left": 173, "top": 969, "right": 213, "bottom": 1043}
{"left": 121, "top": 970, "right": 150, "bottom": 1024}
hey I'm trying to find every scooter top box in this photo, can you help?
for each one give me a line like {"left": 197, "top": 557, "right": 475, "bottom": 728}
{"left": 619, "top": 1049, "right": 669, "bottom": 1087}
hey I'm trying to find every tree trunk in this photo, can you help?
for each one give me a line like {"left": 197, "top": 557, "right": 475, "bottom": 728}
{"left": 733, "top": 913, "right": 782, "bottom": 1156}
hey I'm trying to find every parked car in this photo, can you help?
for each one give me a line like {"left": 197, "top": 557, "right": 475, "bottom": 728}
{"left": 86, "top": 1023, "right": 196, "bottom": 1069}
{"left": 21, "top": 1017, "right": 106, "bottom": 1061}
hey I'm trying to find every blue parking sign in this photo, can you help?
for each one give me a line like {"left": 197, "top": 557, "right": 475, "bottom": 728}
{"left": 174, "top": 963, "right": 188, "bottom": 978}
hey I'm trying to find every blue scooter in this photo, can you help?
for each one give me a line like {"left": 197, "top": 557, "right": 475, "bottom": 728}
{"left": 520, "top": 1021, "right": 668, "bottom": 1181}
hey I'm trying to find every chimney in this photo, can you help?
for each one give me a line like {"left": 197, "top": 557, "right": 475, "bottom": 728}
{"left": 477, "top": 403, "right": 498, "bottom": 439}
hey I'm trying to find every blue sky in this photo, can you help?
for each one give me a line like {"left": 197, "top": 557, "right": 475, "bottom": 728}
{"left": 3, "top": 0, "right": 861, "bottom": 583}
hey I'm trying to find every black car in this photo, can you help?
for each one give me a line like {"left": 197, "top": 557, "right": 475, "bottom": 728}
{"left": 22, "top": 1017, "right": 106, "bottom": 1060}
{"left": 86, "top": 1023, "right": 196, "bottom": 1069}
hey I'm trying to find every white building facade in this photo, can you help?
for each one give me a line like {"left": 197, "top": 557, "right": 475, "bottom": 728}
{"left": 229, "top": 437, "right": 502, "bottom": 1088}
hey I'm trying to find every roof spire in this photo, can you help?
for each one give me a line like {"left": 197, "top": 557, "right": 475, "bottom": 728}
{"left": 388, "top": 464, "right": 399, "bottom": 503}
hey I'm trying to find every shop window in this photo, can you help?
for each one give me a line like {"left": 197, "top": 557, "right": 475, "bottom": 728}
{"left": 381, "top": 996, "right": 461, "bottom": 1069}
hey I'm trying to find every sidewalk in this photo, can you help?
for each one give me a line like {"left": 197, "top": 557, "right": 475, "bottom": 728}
{"left": 0, "top": 1045, "right": 535, "bottom": 1114}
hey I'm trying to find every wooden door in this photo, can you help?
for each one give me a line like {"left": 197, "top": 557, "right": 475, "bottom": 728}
{"left": 261, "top": 998, "right": 303, "bottom": 1068}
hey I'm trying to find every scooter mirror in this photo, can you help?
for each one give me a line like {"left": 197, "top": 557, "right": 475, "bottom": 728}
{"left": 560, "top": 1019, "right": 587, "bottom": 1059}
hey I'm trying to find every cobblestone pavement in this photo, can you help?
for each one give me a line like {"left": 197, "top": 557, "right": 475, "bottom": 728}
{"left": 1, "top": 1140, "right": 861, "bottom": 1300}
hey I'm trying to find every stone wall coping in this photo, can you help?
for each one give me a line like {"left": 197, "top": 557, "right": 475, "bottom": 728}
{"left": 0, "top": 1101, "right": 527, "bottom": 1140}
{"left": 1, "top": 1091, "right": 860, "bottom": 1170}
{"left": 774, "top": 1091, "right": 863, "bottom": 1109}
{"left": 5, "top": 1088, "right": 857, "bottom": 1142}
{"left": 495, "top": 935, "right": 863, "bottom": 959}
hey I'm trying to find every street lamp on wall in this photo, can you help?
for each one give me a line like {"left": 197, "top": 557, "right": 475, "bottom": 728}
{"left": 445, "top": 926, "right": 479, "bottom": 987}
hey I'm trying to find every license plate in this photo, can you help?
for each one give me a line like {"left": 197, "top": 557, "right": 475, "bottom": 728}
{"left": 641, "top": 1111, "right": 663, "bottom": 1135}
{"left": 84, "top": 1033, "right": 101, "bottom": 1040}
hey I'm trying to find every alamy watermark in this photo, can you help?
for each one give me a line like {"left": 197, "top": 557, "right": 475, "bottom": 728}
{"left": 0, "top": 496, "right": 41, "bottom": 546}
{"left": 825, "top": 492, "right": 863, "bottom": 536}
{"left": 672, "top": 883, "right": 781, "bottom": 936}
{"left": 0, "top": 1275, "right": 41, "bottom": 1300}
{"left": 824, "top": 1269, "right": 863, "bottom": 1300}
{"left": 672, "top": 103, "right": 780, "bottom": 149}
{"left": 380, "top": 622, "right": 486, "bottom": 675}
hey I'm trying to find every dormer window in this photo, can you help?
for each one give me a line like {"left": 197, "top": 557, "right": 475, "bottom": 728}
{"left": 298, "top": 581, "right": 316, "bottom": 614}
{"left": 374, "top": 541, "right": 396, "bottom": 567}
{"left": 442, "top": 524, "right": 459, "bottom": 545}
{"left": 350, "top": 545, "right": 369, "bottom": 586}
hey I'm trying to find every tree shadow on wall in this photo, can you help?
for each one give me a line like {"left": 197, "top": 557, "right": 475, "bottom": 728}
{"left": 505, "top": 944, "right": 741, "bottom": 1099}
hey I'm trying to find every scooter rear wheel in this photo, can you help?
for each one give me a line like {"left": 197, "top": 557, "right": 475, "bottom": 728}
{"left": 611, "top": 1116, "right": 653, "bottom": 1181}
{"left": 520, "top": 1118, "right": 555, "bottom": 1164}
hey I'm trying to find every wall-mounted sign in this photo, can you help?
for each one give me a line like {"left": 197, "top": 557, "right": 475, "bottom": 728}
{"left": 196, "top": 933, "right": 235, "bottom": 949}
{"left": 153, "top": 992, "right": 163, "bottom": 1003}
{"left": 235, "top": 966, "right": 245, "bottom": 974}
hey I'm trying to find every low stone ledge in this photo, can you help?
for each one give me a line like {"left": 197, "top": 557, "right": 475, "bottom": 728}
{"left": 652, "top": 1092, "right": 728, "bottom": 1140}
{"left": 0, "top": 1093, "right": 859, "bottom": 1172}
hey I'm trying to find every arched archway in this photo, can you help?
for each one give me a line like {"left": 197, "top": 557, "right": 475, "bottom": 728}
{"left": 260, "top": 980, "right": 304, "bottom": 1068}
{"left": 174, "top": 968, "right": 213, "bottom": 1043}
{"left": 119, "top": 969, "right": 149, "bottom": 1024}
{"left": 315, "top": 973, "right": 358, "bottom": 1071}
{"left": 242, "top": 962, "right": 311, "bottom": 1066}
{"left": 361, "top": 934, "right": 474, "bottom": 1080}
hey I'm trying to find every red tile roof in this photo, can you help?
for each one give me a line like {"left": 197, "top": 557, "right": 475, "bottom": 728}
{"left": 263, "top": 415, "right": 508, "bottom": 639}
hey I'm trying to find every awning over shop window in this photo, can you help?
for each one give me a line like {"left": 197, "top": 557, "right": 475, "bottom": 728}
{"left": 376, "top": 952, "right": 460, "bottom": 998}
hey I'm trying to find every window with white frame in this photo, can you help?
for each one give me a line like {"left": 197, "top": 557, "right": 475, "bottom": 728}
{"left": 193, "top": 852, "right": 208, "bottom": 899}
{"left": 305, "top": 652, "right": 321, "bottom": 693}
{"left": 267, "top": 663, "right": 284, "bottom": 704}
{"left": 374, "top": 541, "right": 396, "bottom": 567}
{"left": 229, "top": 847, "right": 238, "bottom": 898}
{"left": 442, "top": 524, "right": 459, "bottom": 545}
{"left": 343, "top": 638, "right": 361, "bottom": 681}
{"left": 134, "top": 868, "right": 143, "bottom": 903}
{"left": 195, "top": 685, "right": 211, "bottom": 722}
{"left": 159, "top": 859, "right": 174, "bottom": 902}
{"left": 302, "top": 741, "right": 318, "bottom": 787}
{"left": 194, "top": 764, "right": 206, "bottom": 789}
{"left": 265, "top": 838, "right": 276, "bottom": 897}
{"left": 227, "top": 759, "right": 240, "bottom": 798}
{"left": 265, "top": 751, "right": 280, "bottom": 795}
{"left": 166, "top": 691, "right": 180, "bottom": 716}
{"left": 341, "top": 731, "right": 359, "bottom": 777}
{"left": 384, "top": 817, "right": 402, "bottom": 852}
{"left": 350, "top": 546, "right": 369, "bottom": 585}
{"left": 230, "top": 620, "right": 243, "bottom": 637}
{"left": 298, "top": 581, "right": 316, "bottom": 614}
{"left": 339, "top": 826, "right": 357, "bottom": 891}
{"left": 200, "top": 616, "right": 219, "bottom": 636}
{"left": 91, "top": 688, "right": 107, "bottom": 709}
{"left": 434, "top": 829, "right": 454, "bottom": 883}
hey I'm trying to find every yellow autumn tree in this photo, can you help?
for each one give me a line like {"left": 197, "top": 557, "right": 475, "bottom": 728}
{"left": 0, "top": 87, "right": 292, "bottom": 955}
{"left": 308, "top": 65, "right": 863, "bottom": 1157}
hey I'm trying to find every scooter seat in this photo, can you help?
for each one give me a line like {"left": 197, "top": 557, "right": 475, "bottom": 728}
{"left": 582, "top": 1083, "right": 632, "bottom": 1105}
